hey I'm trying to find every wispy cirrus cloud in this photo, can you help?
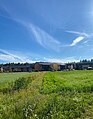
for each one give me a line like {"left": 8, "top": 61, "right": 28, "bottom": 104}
{"left": 0, "top": 49, "right": 34, "bottom": 63}
{"left": 30, "top": 24, "right": 61, "bottom": 51}
{"left": 66, "top": 30, "right": 90, "bottom": 46}
{"left": 0, "top": 49, "right": 80, "bottom": 63}
{"left": 0, "top": 5, "right": 61, "bottom": 52}
{"left": 70, "top": 36, "right": 85, "bottom": 46}
{"left": 0, "top": 54, "right": 17, "bottom": 62}
{"left": 66, "top": 30, "right": 89, "bottom": 37}
{"left": 44, "top": 57, "right": 80, "bottom": 63}
{"left": 1, "top": 3, "right": 92, "bottom": 50}
{"left": 1, "top": 4, "right": 88, "bottom": 49}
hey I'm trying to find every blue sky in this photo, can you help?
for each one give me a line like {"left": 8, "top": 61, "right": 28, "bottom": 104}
{"left": 0, "top": 0, "right": 93, "bottom": 63}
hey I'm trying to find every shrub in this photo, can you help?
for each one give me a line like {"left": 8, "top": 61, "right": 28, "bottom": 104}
{"left": 13, "top": 77, "right": 31, "bottom": 91}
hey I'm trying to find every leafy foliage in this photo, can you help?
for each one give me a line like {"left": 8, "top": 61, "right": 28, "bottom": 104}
{"left": 41, "top": 71, "right": 93, "bottom": 94}
{"left": 13, "top": 77, "right": 31, "bottom": 91}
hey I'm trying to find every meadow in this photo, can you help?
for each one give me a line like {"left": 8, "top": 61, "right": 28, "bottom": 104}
{"left": 0, "top": 70, "right": 93, "bottom": 119}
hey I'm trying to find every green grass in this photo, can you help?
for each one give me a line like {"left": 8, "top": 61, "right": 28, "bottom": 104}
{"left": 1, "top": 70, "right": 93, "bottom": 118}
{"left": 41, "top": 70, "right": 93, "bottom": 93}
{"left": 0, "top": 72, "right": 35, "bottom": 91}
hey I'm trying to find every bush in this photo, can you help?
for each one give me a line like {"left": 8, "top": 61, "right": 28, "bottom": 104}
{"left": 13, "top": 77, "right": 31, "bottom": 91}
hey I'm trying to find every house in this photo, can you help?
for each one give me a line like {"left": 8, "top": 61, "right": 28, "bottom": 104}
{"left": 1, "top": 60, "right": 93, "bottom": 73}
{"left": 65, "top": 63, "right": 76, "bottom": 70}
{"left": 34, "top": 62, "right": 63, "bottom": 71}
{"left": 76, "top": 62, "right": 93, "bottom": 70}
{"left": 83, "top": 63, "right": 93, "bottom": 70}
{"left": 59, "top": 64, "right": 66, "bottom": 71}
{"left": 34, "top": 62, "right": 52, "bottom": 71}
{"left": 1, "top": 64, "right": 33, "bottom": 72}
{"left": 0, "top": 66, "right": 3, "bottom": 72}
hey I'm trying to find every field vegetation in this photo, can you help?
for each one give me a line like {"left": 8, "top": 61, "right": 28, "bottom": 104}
{"left": 0, "top": 71, "right": 93, "bottom": 119}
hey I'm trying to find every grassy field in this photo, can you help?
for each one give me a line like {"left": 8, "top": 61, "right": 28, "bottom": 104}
{"left": 0, "top": 71, "right": 93, "bottom": 119}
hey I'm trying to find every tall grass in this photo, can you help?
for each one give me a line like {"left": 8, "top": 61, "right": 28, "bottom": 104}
{"left": 41, "top": 71, "right": 93, "bottom": 94}
{"left": 1, "top": 71, "right": 93, "bottom": 118}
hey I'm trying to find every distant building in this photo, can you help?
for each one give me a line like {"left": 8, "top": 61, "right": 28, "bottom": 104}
{"left": 34, "top": 62, "right": 52, "bottom": 71}
{"left": 76, "top": 62, "right": 93, "bottom": 70}
{"left": 59, "top": 64, "right": 66, "bottom": 71}
{"left": 65, "top": 63, "right": 76, "bottom": 70}
{"left": 0, "top": 67, "right": 3, "bottom": 72}
{"left": 1, "top": 64, "right": 33, "bottom": 72}
{"left": 1, "top": 61, "right": 93, "bottom": 73}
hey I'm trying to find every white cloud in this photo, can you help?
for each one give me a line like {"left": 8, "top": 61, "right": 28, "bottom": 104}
{"left": 70, "top": 36, "right": 85, "bottom": 46}
{"left": 30, "top": 24, "right": 61, "bottom": 52}
{"left": 66, "top": 30, "right": 89, "bottom": 37}
{"left": 83, "top": 40, "right": 89, "bottom": 44}
{"left": 0, "top": 49, "right": 34, "bottom": 63}
{"left": 2, "top": 4, "right": 92, "bottom": 51}
{"left": 2, "top": 4, "right": 86, "bottom": 49}
{"left": 0, "top": 6, "right": 61, "bottom": 52}
{"left": 66, "top": 30, "right": 90, "bottom": 46}
{"left": 44, "top": 57, "right": 80, "bottom": 64}
{"left": 0, "top": 49, "right": 81, "bottom": 64}
{"left": 0, "top": 54, "right": 16, "bottom": 62}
